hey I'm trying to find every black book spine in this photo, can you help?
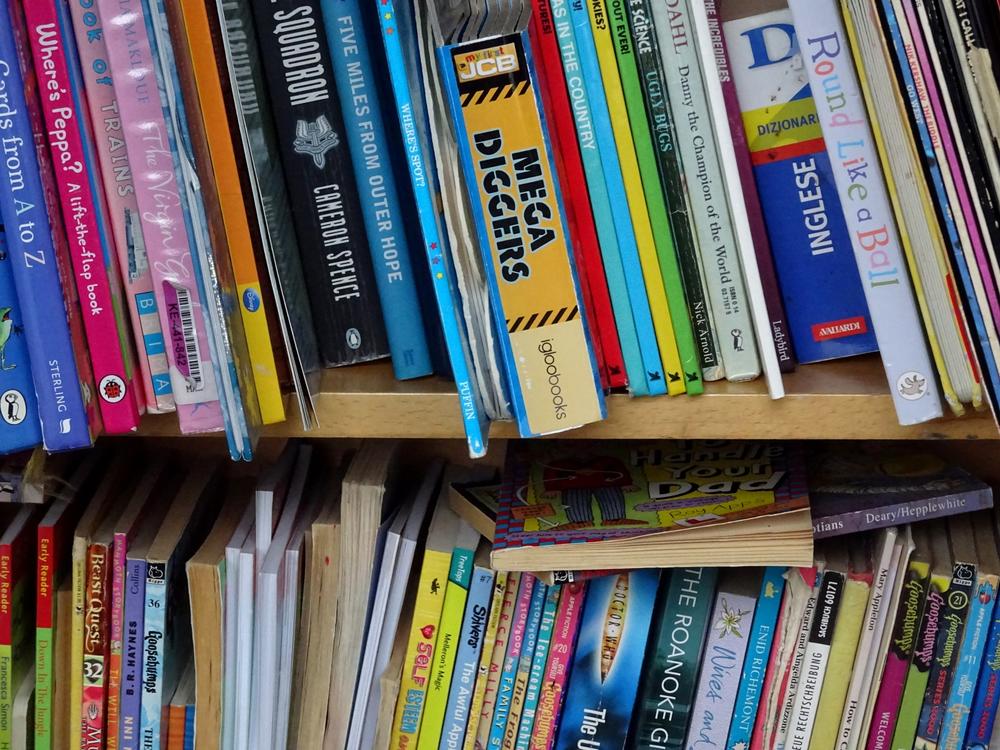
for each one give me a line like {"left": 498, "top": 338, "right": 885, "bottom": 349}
{"left": 247, "top": 0, "right": 388, "bottom": 366}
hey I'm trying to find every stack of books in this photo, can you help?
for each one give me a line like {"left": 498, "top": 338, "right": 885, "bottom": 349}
{"left": 0, "top": 0, "right": 995, "bottom": 459}
{"left": 0, "top": 438, "right": 995, "bottom": 750}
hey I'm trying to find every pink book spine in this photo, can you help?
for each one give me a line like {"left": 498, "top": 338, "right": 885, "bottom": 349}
{"left": 899, "top": 0, "right": 1000, "bottom": 328}
{"left": 865, "top": 636, "right": 908, "bottom": 750}
{"left": 67, "top": 0, "right": 174, "bottom": 416}
{"left": 22, "top": 0, "right": 142, "bottom": 433}
{"left": 532, "top": 582, "right": 586, "bottom": 750}
{"left": 97, "top": 0, "right": 222, "bottom": 433}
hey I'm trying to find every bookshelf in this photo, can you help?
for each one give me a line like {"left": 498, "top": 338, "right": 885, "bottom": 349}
{"left": 138, "top": 354, "right": 999, "bottom": 441}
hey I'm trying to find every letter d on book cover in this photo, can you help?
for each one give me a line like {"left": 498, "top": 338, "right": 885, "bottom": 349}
{"left": 439, "top": 32, "right": 605, "bottom": 437}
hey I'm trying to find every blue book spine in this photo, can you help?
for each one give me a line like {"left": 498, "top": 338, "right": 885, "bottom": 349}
{"left": 143, "top": 0, "right": 252, "bottom": 460}
{"left": 966, "top": 592, "right": 1000, "bottom": 750}
{"left": 140, "top": 564, "right": 168, "bottom": 750}
{"left": 0, "top": 227, "right": 40, "bottom": 453}
{"left": 942, "top": 577, "right": 997, "bottom": 749}
{"left": 184, "top": 707, "right": 195, "bottom": 750}
{"left": 488, "top": 576, "right": 538, "bottom": 750}
{"left": 878, "top": 0, "right": 1000, "bottom": 405}
{"left": 322, "top": 0, "right": 432, "bottom": 381}
{"left": 515, "top": 583, "right": 561, "bottom": 750}
{"left": 0, "top": 4, "right": 91, "bottom": 451}
{"left": 439, "top": 566, "right": 496, "bottom": 750}
{"left": 120, "top": 558, "right": 147, "bottom": 750}
{"left": 375, "top": 0, "right": 488, "bottom": 455}
{"left": 727, "top": 566, "right": 787, "bottom": 750}
{"left": 555, "top": 571, "right": 660, "bottom": 750}
{"left": 549, "top": 0, "right": 646, "bottom": 396}
{"left": 565, "top": 0, "right": 666, "bottom": 396}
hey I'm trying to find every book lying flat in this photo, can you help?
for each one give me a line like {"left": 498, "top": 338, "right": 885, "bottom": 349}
{"left": 492, "top": 441, "right": 812, "bottom": 571}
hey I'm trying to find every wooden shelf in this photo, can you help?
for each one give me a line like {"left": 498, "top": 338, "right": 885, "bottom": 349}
{"left": 137, "top": 354, "right": 1000, "bottom": 441}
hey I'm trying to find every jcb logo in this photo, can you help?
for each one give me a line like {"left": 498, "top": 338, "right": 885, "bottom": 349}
{"left": 457, "top": 48, "right": 519, "bottom": 81}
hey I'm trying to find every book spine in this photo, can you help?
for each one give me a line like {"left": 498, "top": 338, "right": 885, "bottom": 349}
{"left": 71, "top": 538, "right": 88, "bottom": 750}
{"left": 140, "top": 562, "right": 167, "bottom": 750}
{"left": 532, "top": 582, "right": 586, "bottom": 750}
{"left": 107, "top": 533, "right": 129, "bottom": 750}
{"left": 118, "top": 558, "right": 146, "bottom": 750}
{"left": 503, "top": 582, "right": 547, "bottom": 750}
{"left": 67, "top": 0, "right": 173, "bottom": 415}
{"left": 0, "top": 543, "right": 12, "bottom": 749}
{"left": 97, "top": 0, "right": 224, "bottom": 434}
{"left": 610, "top": 0, "right": 704, "bottom": 395}
{"left": 966, "top": 585, "right": 1000, "bottom": 749}
{"left": 464, "top": 573, "right": 512, "bottom": 750}
{"left": 632, "top": 568, "right": 719, "bottom": 750}
{"left": 868, "top": 560, "right": 931, "bottom": 750}
{"left": 391, "top": 549, "right": 453, "bottom": 750}
{"left": 320, "top": 0, "right": 431, "bottom": 380}
{"left": 917, "top": 564, "right": 976, "bottom": 749}
{"left": 488, "top": 576, "right": 537, "bottom": 750}
{"left": 777, "top": 582, "right": 820, "bottom": 750}
{"left": 705, "top": 0, "right": 795, "bottom": 372}
{"left": 551, "top": 0, "right": 659, "bottom": 396}
{"left": 788, "top": 571, "right": 845, "bottom": 750}
{"left": 728, "top": 567, "right": 787, "bottom": 750}
{"left": 587, "top": 0, "right": 687, "bottom": 393}
{"left": 22, "top": 0, "right": 142, "bottom": 433}
{"left": 0, "top": 2, "right": 92, "bottom": 451}
{"left": 437, "top": 29, "right": 607, "bottom": 435}
{"left": 515, "top": 584, "right": 560, "bottom": 750}
{"left": 372, "top": 0, "right": 488, "bottom": 455}
{"left": 940, "top": 573, "right": 998, "bottom": 750}
{"left": 654, "top": 0, "right": 760, "bottom": 382}
{"left": 248, "top": 0, "right": 388, "bottom": 368}
{"left": 419, "top": 547, "right": 478, "bottom": 750}
{"left": 174, "top": 0, "right": 284, "bottom": 424}
{"left": 528, "top": 0, "right": 626, "bottom": 391}
{"left": 35, "top": 524, "right": 57, "bottom": 750}
{"left": 471, "top": 573, "right": 522, "bottom": 750}
{"left": 752, "top": 593, "right": 791, "bottom": 750}
{"left": 81, "top": 543, "right": 112, "bottom": 750}
{"left": 813, "top": 491, "right": 995, "bottom": 539}
{"left": 786, "top": 0, "right": 944, "bottom": 424}
{"left": 440, "top": 567, "right": 496, "bottom": 750}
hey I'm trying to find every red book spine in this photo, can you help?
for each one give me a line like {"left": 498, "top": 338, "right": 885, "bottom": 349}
{"left": 22, "top": 0, "right": 142, "bottom": 431}
{"left": 0, "top": 543, "right": 12, "bottom": 647}
{"left": 36, "top": 524, "right": 56, "bottom": 630}
{"left": 528, "top": 0, "right": 626, "bottom": 390}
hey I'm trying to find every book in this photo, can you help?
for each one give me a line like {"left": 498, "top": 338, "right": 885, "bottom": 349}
{"left": 556, "top": 0, "right": 669, "bottom": 397}
{"left": 720, "top": 2, "right": 877, "bottom": 366}
{"left": 555, "top": 571, "right": 660, "bottom": 750}
{"left": 631, "top": 568, "right": 719, "bottom": 750}
{"left": 172, "top": 0, "right": 285, "bottom": 425}
{"left": 515, "top": 582, "right": 560, "bottom": 750}
{"left": 809, "top": 450, "right": 993, "bottom": 539}
{"left": 688, "top": 568, "right": 762, "bottom": 750}
{"left": 967, "top": 513, "right": 1000, "bottom": 748}
{"left": 0, "top": 0, "right": 93, "bottom": 451}
{"left": 532, "top": 581, "right": 586, "bottom": 750}
{"left": 248, "top": 0, "right": 389, "bottom": 368}
{"left": 727, "top": 567, "right": 787, "bottom": 750}
{"left": 220, "top": 503, "right": 254, "bottom": 750}
{"left": 321, "top": 0, "right": 433, "bottom": 381}
{"left": 97, "top": 0, "right": 224, "bottom": 436}
{"left": 504, "top": 579, "right": 548, "bottom": 750}
{"left": 786, "top": 0, "right": 944, "bottom": 425}
{"left": 488, "top": 575, "right": 539, "bottom": 750}
{"left": 492, "top": 441, "right": 812, "bottom": 572}
{"left": 231, "top": 525, "right": 255, "bottom": 750}
{"left": 436, "top": 24, "right": 607, "bottom": 437}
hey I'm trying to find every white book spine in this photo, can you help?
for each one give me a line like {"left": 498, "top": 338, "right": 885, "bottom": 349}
{"left": 776, "top": 590, "right": 819, "bottom": 750}
{"left": 786, "top": 0, "right": 943, "bottom": 425}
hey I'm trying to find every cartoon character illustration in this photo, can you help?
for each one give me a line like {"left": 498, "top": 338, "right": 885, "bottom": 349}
{"left": 537, "top": 455, "right": 646, "bottom": 531}
{"left": 0, "top": 307, "right": 22, "bottom": 370}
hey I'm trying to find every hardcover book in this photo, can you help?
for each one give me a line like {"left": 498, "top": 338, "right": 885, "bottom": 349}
{"left": 0, "top": 229, "right": 40, "bottom": 454}
{"left": 809, "top": 450, "right": 993, "bottom": 539}
{"left": 555, "top": 571, "right": 660, "bottom": 750}
{"left": 721, "top": 3, "right": 877, "bottom": 365}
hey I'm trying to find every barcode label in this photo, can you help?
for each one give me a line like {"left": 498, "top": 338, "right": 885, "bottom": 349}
{"left": 162, "top": 281, "right": 217, "bottom": 406}
{"left": 174, "top": 285, "right": 202, "bottom": 392}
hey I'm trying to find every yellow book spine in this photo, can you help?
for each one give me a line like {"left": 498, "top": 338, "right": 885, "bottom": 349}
{"left": 587, "top": 0, "right": 684, "bottom": 392}
{"left": 810, "top": 577, "right": 873, "bottom": 750}
{"left": 69, "top": 542, "right": 85, "bottom": 750}
{"left": 176, "top": 0, "right": 284, "bottom": 424}
{"left": 390, "top": 549, "right": 452, "bottom": 750}
{"left": 463, "top": 573, "right": 509, "bottom": 750}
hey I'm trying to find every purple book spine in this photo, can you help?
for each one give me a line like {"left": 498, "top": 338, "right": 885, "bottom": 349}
{"left": 812, "top": 490, "right": 994, "bottom": 539}
{"left": 704, "top": 0, "right": 796, "bottom": 372}
{"left": 119, "top": 557, "right": 147, "bottom": 750}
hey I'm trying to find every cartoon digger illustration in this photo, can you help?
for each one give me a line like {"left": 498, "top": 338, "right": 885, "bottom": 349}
{"left": 536, "top": 454, "right": 648, "bottom": 531}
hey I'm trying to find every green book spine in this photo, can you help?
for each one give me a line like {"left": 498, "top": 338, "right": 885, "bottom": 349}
{"left": 34, "top": 617, "right": 53, "bottom": 750}
{"left": 626, "top": 0, "right": 713, "bottom": 390}
{"left": 610, "top": 0, "right": 704, "bottom": 393}
{"left": 630, "top": 567, "right": 719, "bottom": 750}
